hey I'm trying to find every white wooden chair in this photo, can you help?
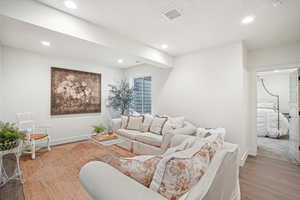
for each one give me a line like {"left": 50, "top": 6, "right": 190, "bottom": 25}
{"left": 16, "top": 112, "right": 51, "bottom": 160}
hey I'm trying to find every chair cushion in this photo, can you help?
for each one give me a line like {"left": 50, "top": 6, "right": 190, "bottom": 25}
{"left": 135, "top": 132, "right": 163, "bottom": 147}
{"left": 26, "top": 134, "right": 48, "bottom": 140}
{"left": 116, "top": 129, "right": 141, "bottom": 140}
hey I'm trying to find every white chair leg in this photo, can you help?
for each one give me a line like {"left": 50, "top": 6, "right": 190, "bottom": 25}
{"left": 31, "top": 140, "right": 36, "bottom": 160}
{"left": 47, "top": 136, "right": 51, "bottom": 151}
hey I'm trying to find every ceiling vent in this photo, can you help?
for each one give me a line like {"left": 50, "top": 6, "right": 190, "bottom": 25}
{"left": 163, "top": 9, "right": 182, "bottom": 20}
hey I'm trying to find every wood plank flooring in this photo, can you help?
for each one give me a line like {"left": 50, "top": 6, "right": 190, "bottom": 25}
{"left": 1, "top": 141, "right": 300, "bottom": 200}
{"left": 240, "top": 155, "right": 300, "bottom": 200}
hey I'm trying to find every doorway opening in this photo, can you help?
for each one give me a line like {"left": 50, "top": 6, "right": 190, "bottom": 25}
{"left": 256, "top": 68, "right": 299, "bottom": 162}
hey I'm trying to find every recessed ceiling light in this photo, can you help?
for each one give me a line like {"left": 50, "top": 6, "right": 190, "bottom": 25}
{"left": 118, "top": 59, "right": 124, "bottom": 64}
{"left": 274, "top": 70, "right": 279, "bottom": 73}
{"left": 64, "top": 1, "right": 77, "bottom": 9}
{"left": 241, "top": 15, "right": 255, "bottom": 25}
{"left": 41, "top": 41, "right": 51, "bottom": 46}
{"left": 161, "top": 44, "right": 168, "bottom": 49}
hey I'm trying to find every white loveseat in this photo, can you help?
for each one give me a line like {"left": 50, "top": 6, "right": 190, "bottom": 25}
{"left": 111, "top": 118, "right": 196, "bottom": 155}
{"left": 80, "top": 135, "right": 240, "bottom": 200}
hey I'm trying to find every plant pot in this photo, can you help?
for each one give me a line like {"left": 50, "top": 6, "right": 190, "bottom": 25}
{"left": 0, "top": 140, "right": 19, "bottom": 151}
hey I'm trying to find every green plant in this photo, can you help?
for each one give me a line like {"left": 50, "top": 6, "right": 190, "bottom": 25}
{"left": 0, "top": 121, "right": 25, "bottom": 144}
{"left": 92, "top": 125, "right": 106, "bottom": 134}
{"left": 108, "top": 80, "right": 134, "bottom": 115}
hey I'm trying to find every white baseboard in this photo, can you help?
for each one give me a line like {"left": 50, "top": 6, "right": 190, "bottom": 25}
{"left": 38, "top": 134, "right": 91, "bottom": 147}
{"left": 240, "top": 151, "right": 248, "bottom": 167}
{"left": 248, "top": 149, "right": 257, "bottom": 156}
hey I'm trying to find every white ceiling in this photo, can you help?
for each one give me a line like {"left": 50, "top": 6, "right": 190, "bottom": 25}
{"left": 37, "top": 0, "right": 300, "bottom": 55}
{"left": 0, "top": 16, "right": 143, "bottom": 68}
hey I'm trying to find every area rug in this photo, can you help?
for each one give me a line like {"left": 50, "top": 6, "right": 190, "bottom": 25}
{"left": 257, "top": 137, "right": 289, "bottom": 162}
{"left": 20, "top": 141, "right": 135, "bottom": 200}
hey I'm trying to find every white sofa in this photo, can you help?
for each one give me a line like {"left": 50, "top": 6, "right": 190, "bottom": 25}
{"left": 111, "top": 118, "right": 196, "bottom": 155}
{"left": 80, "top": 135, "right": 240, "bottom": 200}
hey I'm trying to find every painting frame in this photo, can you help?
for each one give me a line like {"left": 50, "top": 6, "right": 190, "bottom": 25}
{"left": 51, "top": 67, "right": 101, "bottom": 115}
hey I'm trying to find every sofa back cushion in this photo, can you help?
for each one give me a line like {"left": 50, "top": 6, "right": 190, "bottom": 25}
{"left": 121, "top": 116, "right": 129, "bottom": 129}
{"left": 162, "top": 116, "right": 185, "bottom": 135}
{"left": 142, "top": 114, "right": 154, "bottom": 132}
{"left": 126, "top": 115, "right": 144, "bottom": 131}
{"left": 150, "top": 116, "right": 168, "bottom": 135}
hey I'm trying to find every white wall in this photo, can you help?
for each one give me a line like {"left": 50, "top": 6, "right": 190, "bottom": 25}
{"left": 124, "top": 64, "right": 171, "bottom": 114}
{"left": 248, "top": 42, "right": 300, "bottom": 69}
{"left": 1, "top": 46, "right": 123, "bottom": 144}
{"left": 247, "top": 42, "right": 300, "bottom": 155}
{"left": 156, "top": 42, "right": 248, "bottom": 159}
{"left": 257, "top": 72, "right": 290, "bottom": 113}
{"left": 0, "top": 45, "right": 3, "bottom": 120}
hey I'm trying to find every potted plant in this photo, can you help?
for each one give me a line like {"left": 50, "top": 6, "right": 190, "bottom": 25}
{"left": 108, "top": 80, "right": 134, "bottom": 115}
{"left": 0, "top": 122, "right": 25, "bottom": 151}
{"left": 92, "top": 125, "right": 106, "bottom": 135}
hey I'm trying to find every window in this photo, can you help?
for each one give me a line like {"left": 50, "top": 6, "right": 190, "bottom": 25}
{"left": 133, "top": 76, "right": 152, "bottom": 114}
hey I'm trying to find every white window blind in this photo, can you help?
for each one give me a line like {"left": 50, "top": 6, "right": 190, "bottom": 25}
{"left": 133, "top": 76, "right": 152, "bottom": 114}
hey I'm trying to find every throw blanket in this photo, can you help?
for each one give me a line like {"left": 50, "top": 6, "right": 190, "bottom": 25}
{"left": 149, "top": 137, "right": 206, "bottom": 192}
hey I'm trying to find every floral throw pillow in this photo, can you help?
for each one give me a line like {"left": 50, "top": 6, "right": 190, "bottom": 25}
{"left": 118, "top": 156, "right": 161, "bottom": 187}
{"left": 150, "top": 134, "right": 225, "bottom": 200}
{"left": 155, "top": 145, "right": 211, "bottom": 200}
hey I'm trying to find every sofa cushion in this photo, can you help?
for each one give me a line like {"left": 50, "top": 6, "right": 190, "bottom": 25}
{"left": 150, "top": 133, "right": 226, "bottom": 200}
{"left": 121, "top": 116, "right": 129, "bottom": 129}
{"left": 135, "top": 132, "right": 163, "bottom": 148}
{"left": 150, "top": 139, "right": 212, "bottom": 200}
{"left": 126, "top": 115, "right": 144, "bottom": 131}
{"left": 117, "top": 156, "right": 161, "bottom": 187}
{"left": 149, "top": 116, "right": 168, "bottom": 135}
{"left": 116, "top": 129, "right": 141, "bottom": 140}
{"left": 142, "top": 114, "right": 154, "bottom": 132}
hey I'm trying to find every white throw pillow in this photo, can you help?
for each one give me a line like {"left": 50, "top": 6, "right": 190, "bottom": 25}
{"left": 142, "top": 114, "right": 154, "bottom": 132}
{"left": 150, "top": 116, "right": 168, "bottom": 135}
{"left": 196, "top": 128, "right": 226, "bottom": 139}
{"left": 126, "top": 116, "right": 144, "bottom": 131}
{"left": 162, "top": 116, "right": 185, "bottom": 135}
{"left": 120, "top": 116, "right": 129, "bottom": 129}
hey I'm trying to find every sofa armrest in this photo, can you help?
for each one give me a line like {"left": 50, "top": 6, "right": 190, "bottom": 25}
{"left": 112, "top": 118, "right": 121, "bottom": 132}
{"left": 161, "top": 121, "right": 196, "bottom": 153}
{"left": 80, "top": 161, "right": 167, "bottom": 200}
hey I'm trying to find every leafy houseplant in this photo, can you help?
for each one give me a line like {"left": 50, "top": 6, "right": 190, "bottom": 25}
{"left": 92, "top": 125, "right": 106, "bottom": 134}
{"left": 108, "top": 80, "right": 134, "bottom": 115}
{"left": 0, "top": 122, "right": 25, "bottom": 151}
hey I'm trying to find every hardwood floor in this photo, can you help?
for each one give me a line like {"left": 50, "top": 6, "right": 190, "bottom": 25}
{"left": 240, "top": 155, "right": 300, "bottom": 200}
{"left": 1, "top": 141, "right": 300, "bottom": 200}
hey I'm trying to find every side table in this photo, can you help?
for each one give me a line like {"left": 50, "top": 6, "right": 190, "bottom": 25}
{"left": 0, "top": 140, "right": 25, "bottom": 187}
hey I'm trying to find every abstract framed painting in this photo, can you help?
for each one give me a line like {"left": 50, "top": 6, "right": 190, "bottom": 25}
{"left": 51, "top": 67, "right": 101, "bottom": 115}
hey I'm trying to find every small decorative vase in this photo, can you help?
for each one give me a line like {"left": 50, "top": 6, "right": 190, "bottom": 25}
{"left": 108, "top": 130, "right": 113, "bottom": 136}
